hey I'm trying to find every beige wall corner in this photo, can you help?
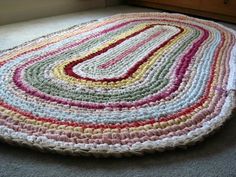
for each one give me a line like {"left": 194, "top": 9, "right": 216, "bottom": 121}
{"left": 0, "top": 0, "right": 106, "bottom": 25}
{"left": 105, "top": 0, "right": 126, "bottom": 6}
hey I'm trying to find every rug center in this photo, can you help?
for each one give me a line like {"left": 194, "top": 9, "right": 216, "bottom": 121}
{"left": 64, "top": 25, "right": 180, "bottom": 81}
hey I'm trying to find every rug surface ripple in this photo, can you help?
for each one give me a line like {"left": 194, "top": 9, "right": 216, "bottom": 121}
{"left": 0, "top": 12, "right": 235, "bottom": 157}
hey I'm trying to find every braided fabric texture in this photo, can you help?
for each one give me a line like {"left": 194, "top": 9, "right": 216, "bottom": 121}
{"left": 0, "top": 13, "right": 236, "bottom": 157}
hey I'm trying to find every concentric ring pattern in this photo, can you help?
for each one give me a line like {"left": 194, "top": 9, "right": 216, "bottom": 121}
{"left": 0, "top": 13, "right": 236, "bottom": 156}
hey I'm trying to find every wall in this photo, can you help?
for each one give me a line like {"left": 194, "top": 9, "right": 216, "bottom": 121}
{"left": 106, "top": 0, "right": 125, "bottom": 6}
{"left": 0, "top": 0, "right": 124, "bottom": 25}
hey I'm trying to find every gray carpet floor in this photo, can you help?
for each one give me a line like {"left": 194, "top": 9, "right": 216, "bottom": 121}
{"left": 0, "top": 5, "right": 236, "bottom": 177}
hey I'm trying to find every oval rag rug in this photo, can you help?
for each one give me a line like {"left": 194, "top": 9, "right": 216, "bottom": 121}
{"left": 0, "top": 13, "right": 236, "bottom": 157}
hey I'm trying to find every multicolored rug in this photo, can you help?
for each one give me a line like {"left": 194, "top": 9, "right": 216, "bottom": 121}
{"left": 0, "top": 13, "right": 235, "bottom": 157}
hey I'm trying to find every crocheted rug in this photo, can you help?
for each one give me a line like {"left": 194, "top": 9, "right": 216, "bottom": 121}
{"left": 0, "top": 13, "right": 235, "bottom": 157}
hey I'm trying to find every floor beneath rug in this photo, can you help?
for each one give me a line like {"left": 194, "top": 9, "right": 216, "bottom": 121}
{"left": 0, "top": 5, "right": 236, "bottom": 177}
